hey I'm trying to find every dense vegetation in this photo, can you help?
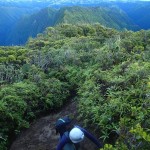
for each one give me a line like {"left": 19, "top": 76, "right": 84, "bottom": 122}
{"left": 0, "top": 24, "right": 150, "bottom": 150}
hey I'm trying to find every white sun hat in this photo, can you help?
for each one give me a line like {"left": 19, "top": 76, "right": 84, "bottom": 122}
{"left": 69, "top": 127, "right": 84, "bottom": 143}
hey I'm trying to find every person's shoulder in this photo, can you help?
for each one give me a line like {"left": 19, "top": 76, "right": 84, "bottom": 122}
{"left": 61, "top": 131, "right": 70, "bottom": 141}
{"left": 74, "top": 125, "right": 85, "bottom": 131}
{"left": 57, "top": 132, "right": 70, "bottom": 150}
{"left": 64, "top": 131, "right": 69, "bottom": 137}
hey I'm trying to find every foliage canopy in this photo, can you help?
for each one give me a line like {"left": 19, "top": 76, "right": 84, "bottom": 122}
{"left": 0, "top": 24, "right": 150, "bottom": 149}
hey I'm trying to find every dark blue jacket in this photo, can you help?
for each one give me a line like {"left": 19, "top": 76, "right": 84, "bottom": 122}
{"left": 56, "top": 125, "right": 103, "bottom": 150}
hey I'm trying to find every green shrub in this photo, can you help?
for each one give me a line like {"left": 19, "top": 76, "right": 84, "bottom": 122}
{"left": 38, "top": 78, "right": 70, "bottom": 110}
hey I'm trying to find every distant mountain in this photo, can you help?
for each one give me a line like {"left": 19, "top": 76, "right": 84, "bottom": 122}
{"left": 55, "top": 6, "right": 139, "bottom": 31}
{"left": 115, "top": 2, "right": 150, "bottom": 29}
{"left": 0, "top": 0, "right": 53, "bottom": 9}
{"left": 6, "top": 8, "right": 57, "bottom": 45}
{"left": 1, "top": 1, "right": 150, "bottom": 45}
{"left": 6, "top": 6, "right": 138, "bottom": 45}
{"left": 0, "top": 0, "right": 55, "bottom": 46}
{"left": 0, "top": 0, "right": 148, "bottom": 4}
{"left": 0, "top": 6, "right": 39, "bottom": 45}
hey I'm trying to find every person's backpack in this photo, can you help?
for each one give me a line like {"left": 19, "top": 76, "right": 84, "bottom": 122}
{"left": 55, "top": 116, "right": 72, "bottom": 137}
{"left": 63, "top": 131, "right": 77, "bottom": 150}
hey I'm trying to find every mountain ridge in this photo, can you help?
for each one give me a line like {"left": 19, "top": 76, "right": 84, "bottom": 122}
{"left": 1, "top": 1, "right": 150, "bottom": 45}
{"left": 5, "top": 6, "right": 139, "bottom": 45}
{"left": 0, "top": 6, "right": 39, "bottom": 45}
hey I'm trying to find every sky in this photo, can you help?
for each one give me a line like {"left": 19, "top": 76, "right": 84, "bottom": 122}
{"left": 0, "top": 0, "right": 150, "bottom": 3}
{"left": 2, "top": 0, "right": 150, "bottom": 1}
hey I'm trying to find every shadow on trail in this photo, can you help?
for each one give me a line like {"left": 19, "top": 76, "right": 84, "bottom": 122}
{"left": 10, "top": 100, "right": 98, "bottom": 150}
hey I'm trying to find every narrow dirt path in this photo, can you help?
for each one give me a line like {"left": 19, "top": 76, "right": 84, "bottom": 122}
{"left": 10, "top": 100, "right": 99, "bottom": 150}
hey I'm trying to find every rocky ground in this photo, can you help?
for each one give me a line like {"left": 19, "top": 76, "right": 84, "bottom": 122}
{"left": 10, "top": 100, "right": 100, "bottom": 150}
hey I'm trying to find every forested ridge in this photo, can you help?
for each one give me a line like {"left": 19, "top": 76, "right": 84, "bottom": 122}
{"left": 0, "top": 6, "right": 38, "bottom": 45}
{"left": 6, "top": 6, "right": 137, "bottom": 45}
{"left": 1, "top": 1, "right": 150, "bottom": 46}
{"left": 0, "top": 24, "right": 150, "bottom": 150}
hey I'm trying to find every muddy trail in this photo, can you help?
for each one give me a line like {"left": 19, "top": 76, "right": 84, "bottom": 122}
{"left": 10, "top": 100, "right": 99, "bottom": 150}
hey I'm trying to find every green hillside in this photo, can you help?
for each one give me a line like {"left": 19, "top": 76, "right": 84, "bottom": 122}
{"left": 56, "top": 6, "right": 138, "bottom": 30}
{"left": 6, "top": 8, "right": 57, "bottom": 45}
{"left": 6, "top": 6, "right": 138, "bottom": 45}
{"left": 0, "top": 6, "right": 38, "bottom": 45}
{"left": 0, "top": 24, "right": 150, "bottom": 150}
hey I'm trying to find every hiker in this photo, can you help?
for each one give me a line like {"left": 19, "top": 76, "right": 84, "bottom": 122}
{"left": 55, "top": 116, "right": 103, "bottom": 150}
